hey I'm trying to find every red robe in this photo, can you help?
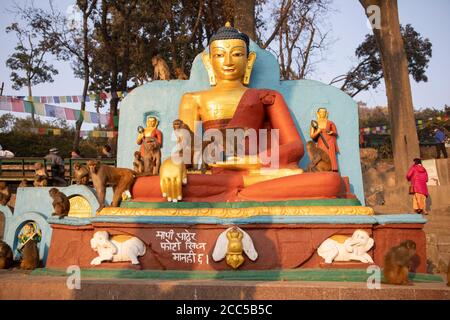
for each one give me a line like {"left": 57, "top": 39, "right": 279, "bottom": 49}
{"left": 316, "top": 120, "right": 339, "bottom": 171}
{"left": 202, "top": 88, "right": 304, "bottom": 167}
{"left": 138, "top": 129, "right": 163, "bottom": 156}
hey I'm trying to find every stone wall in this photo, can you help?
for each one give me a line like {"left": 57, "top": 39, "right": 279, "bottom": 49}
{"left": 361, "top": 151, "right": 450, "bottom": 273}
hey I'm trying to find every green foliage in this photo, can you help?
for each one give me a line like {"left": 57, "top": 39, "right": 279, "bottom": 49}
{"left": 332, "top": 24, "right": 432, "bottom": 97}
{"left": 5, "top": 22, "right": 58, "bottom": 92}
{"left": 0, "top": 114, "right": 108, "bottom": 158}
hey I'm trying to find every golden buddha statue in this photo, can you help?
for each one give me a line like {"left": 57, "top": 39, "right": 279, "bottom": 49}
{"left": 131, "top": 23, "right": 344, "bottom": 203}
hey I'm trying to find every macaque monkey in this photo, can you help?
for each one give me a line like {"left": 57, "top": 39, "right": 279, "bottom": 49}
{"left": 173, "top": 119, "right": 197, "bottom": 169}
{"left": 383, "top": 240, "right": 417, "bottom": 285}
{"left": 306, "top": 141, "right": 332, "bottom": 172}
{"left": 20, "top": 240, "right": 40, "bottom": 270}
{"left": 33, "top": 162, "right": 48, "bottom": 187}
{"left": 174, "top": 67, "right": 188, "bottom": 80}
{"left": 49, "top": 188, "right": 70, "bottom": 219}
{"left": 143, "top": 137, "right": 161, "bottom": 175}
{"left": 133, "top": 151, "right": 145, "bottom": 174}
{"left": 152, "top": 55, "right": 171, "bottom": 80}
{"left": 0, "top": 181, "right": 11, "bottom": 206}
{"left": 87, "top": 160, "right": 136, "bottom": 212}
{"left": 0, "top": 241, "right": 13, "bottom": 269}
{"left": 73, "top": 162, "right": 89, "bottom": 185}
{"left": 18, "top": 179, "right": 29, "bottom": 188}
{"left": 447, "top": 263, "right": 450, "bottom": 287}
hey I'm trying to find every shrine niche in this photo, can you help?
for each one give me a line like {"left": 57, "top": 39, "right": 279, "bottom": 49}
{"left": 68, "top": 196, "right": 92, "bottom": 218}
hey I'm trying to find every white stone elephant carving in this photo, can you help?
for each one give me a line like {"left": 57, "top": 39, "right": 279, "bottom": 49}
{"left": 317, "top": 229, "right": 374, "bottom": 264}
{"left": 90, "top": 231, "right": 146, "bottom": 265}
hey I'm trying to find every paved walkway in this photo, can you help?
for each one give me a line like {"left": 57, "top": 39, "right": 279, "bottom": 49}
{"left": 0, "top": 270, "right": 448, "bottom": 300}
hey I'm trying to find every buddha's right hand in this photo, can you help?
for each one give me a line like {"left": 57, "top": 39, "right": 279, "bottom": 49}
{"left": 159, "top": 158, "right": 187, "bottom": 202}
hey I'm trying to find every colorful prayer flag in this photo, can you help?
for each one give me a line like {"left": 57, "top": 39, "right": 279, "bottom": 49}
{"left": 12, "top": 99, "right": 24, "bottom": 112}
{"left": 90, "top": 112, "right": 99, "bottom": 123}
{"left": 45, "top": 104, "right": 56, "bottom": 117}
{"left": 54, "top": 106, "right": 66, "bottom": 119}
{"left": 24, "top": 101, "right": 34, "bottom": 113}
{"left": 65, "top": 108, "right": 76, "bottom": 120}
{"left": 34, "top": 103, "right": 45, "bottom": 116}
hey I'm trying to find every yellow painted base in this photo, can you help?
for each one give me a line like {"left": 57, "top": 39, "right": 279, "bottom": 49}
{"left": 98, "top": 205, "right": 374, "bottom": 218}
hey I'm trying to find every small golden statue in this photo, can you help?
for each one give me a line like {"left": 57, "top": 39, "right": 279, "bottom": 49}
{"left": 310, "top": 107, "right": 339, "bottom": 171}
{"left": 212, "top": 226, "right": 258, "bottom": 270}
{"left": 226, "top": 227, "right": 245, "bottom": 269}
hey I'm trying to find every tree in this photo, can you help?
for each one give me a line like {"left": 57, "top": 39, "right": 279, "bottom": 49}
{"left": 22, "top": 0, "right": 98, "bottom": 149}
{"left": 5, "top": 22, "right": 58, "bottom": 126}
{"left": 359, "top": 0, "right": 420, "bottom": 185}
{"left": 330, "top": 24, "right": 432, "bottom": 97}
{"left": 256, "top": 0, "right": 331, "bottom": 80}
{"left": 234, "top": 0, "right": 256, "bottom": 40}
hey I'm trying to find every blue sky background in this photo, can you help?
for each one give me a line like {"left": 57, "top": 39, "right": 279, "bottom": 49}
{"left": 0, "top": 0, "right": 449, "bottom": 125}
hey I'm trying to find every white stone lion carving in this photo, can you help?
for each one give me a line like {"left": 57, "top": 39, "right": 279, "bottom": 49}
{"left": 90, "top": 231, "right": 146, "bottom": 265}
{"left": 317, "top": 229, "right": 374, "bottom": 264}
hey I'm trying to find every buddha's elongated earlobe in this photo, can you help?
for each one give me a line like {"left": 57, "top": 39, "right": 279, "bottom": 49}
{"left": 243, "top": 52, "right": 256, "bottom": 85}
{"left": 202, "top": 52, "right": 216, "bottom": 86}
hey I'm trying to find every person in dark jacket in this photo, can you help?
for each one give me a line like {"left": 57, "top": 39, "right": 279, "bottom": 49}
{"left": 434, "top": 128, "right": 448, "bottom": 159}
{"left": 45, "top": 148, "right": 67, "bottom": 186}
{"left": 406, "top": 158, "right": 429, "bottom": 214}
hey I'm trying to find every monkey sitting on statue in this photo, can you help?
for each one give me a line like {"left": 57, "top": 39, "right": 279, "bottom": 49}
{"left": 33, "top": 162, "right": 48, "bottom": 187}
{"left": 152, "top": 55, "right": 171, "bottom": 80}
{"left": 173, "top": 119, "right": 198, "bottom": 170}
{"left": 383, "top": 240, "right": 416, "bottom": 285}
{"left": 133, "top": 151, "right": 145, "bottom": 174}
{"left": 447, "top": 263, "right": 450, "bottom": 287}
{"left": 20, "top": 240, "right": 40, "bottom": 270}
{"left": 49, "top": 188, "right": 70, "bottom": 219}
{"left": 73, "top": 162, "right": 90, "bottom": 185}
{"left": 143, "top": 137, "right": 161, "bottom": 175}
{"left": 0, "top": 241, "right": 13, "bottom": 269}
{"left": 0, "top": 181, "right": 11, "bottom": 206}
{"left": 18, "top": 179, "right": 29, "bottom": 188}
{"left": 305, "top": 141, "right": 332, "bottom": 172}
{"left": 87, "top": 160, "right": 136, "bottom": 212}
{"left": 174, "top": 67, "right": 188, "bottom": 80}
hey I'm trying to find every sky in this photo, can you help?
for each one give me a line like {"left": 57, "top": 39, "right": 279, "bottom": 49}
{"left": 0, "top": 0, "right": 449, "bottom": 128}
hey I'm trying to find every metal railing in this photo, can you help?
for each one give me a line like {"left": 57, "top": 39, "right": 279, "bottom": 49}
{"left": 0, "top": 157, "right": 117, "bottom": 184}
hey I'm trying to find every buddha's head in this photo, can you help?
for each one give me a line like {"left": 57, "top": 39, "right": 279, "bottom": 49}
{"left": 146, "top": 116, "right": 158, "bottom": 128}
{"left": 317, "top": 107, "right": 328, "bottom": 120}
{"left": 203, "top": 22, "right": 256, "bottom": 86}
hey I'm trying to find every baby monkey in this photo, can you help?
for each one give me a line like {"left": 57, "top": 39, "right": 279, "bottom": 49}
{"left": 33, "top": 162, "right": 48, "bottom": 187}
{"left": 133, "top": 151, "right": 145, "bottom": 174}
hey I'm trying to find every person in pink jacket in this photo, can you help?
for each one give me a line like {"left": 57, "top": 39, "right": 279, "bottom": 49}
{"left": 406, "top": 158, "right": 429, "bottom": 214}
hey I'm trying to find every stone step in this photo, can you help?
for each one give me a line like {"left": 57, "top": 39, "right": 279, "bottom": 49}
{"left": 0, "top": 272, "right": 449, "bottom": 300}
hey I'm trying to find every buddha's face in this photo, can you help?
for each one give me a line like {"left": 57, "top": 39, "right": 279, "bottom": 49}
{"left": 147, "top": 117, "right": 157, "bottom": 128}
{"left": 210, "top": 39, "right": 247, "bottom": 81}
{"left": 317, "top": 108, "right": 328, "bottom": 119}
{"left": 24, "top": 224, "right": 34, "bottom": 235}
